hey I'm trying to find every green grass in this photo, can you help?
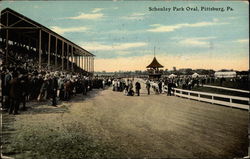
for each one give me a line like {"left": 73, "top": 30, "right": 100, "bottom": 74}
{"left": 3, "top": 120, "right": 124, "bottom": 159}
{"left": 192, "top": 86, "right": 249, "bottom": 98}
{"left": 208, "top": 80, "right": 249, "bottom": 91}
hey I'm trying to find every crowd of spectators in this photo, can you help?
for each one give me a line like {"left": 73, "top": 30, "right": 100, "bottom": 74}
{"left": 0, "top": 43, "right": 105, "bottom": 115}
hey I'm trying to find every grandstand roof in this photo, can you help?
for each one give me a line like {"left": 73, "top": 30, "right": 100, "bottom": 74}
{"left": 0, "top": 8, "right": 94, "bottom": 57}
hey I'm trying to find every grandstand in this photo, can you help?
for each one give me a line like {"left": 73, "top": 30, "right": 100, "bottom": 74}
{"left": 0, "top": 8, "right": 94, "bottom": 75}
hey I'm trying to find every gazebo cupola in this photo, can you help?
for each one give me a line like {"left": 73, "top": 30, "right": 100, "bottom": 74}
{"left": 146, "top": 56, "right": 164, "bottom": 73}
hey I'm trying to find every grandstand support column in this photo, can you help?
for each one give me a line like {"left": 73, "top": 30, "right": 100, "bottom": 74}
{"left": 71, "top": 46, "right": 73, "bottom": 72}
{"left": 28, "top": 39, "right": 31, "bottom": 50}
{"left": 84, "top": 56, "right": 86, "bottom": 71}
{"left": 88, "top": 56, "right": 91, "bottom": 72}
{"left": 38, "top": 29, "right": 42, "bottom": 70}
{"left": 77, "top": 55, "right": 79, "bottom": 69}
{"left": 18, "top": 32, "right": 21, "bottom": 47}
{"left": 86, "top": 56, "right": 89, "bottom": 72}
{"left": 55, "top": 37, "right": 57, "bottom": 68}
{"left": 89, "top": 56, "right": 91, "bottom": 73}
{"left": 75, "top": 54, "right": 77, "bottom": 68}
{"left": 48, "top": 33, "right": 51, "bottom": 70}
{"left": 90, "top": 56, "right": 92, "bottom": 73}
{"left": 5, "top": 12, "right": 9, "bottom": 64}
{"left": 93, "top": 57, "right": 94, "bottom": 73}
{"left": 89, "top": 56, "right": 91, "bottom": 72}
{"left": 91, "top": 56, "right": 93, "bottom": 73}
{"left": 67, "top": 43, "right": 69, "bottom": 70}
{"left": 89, "top": 56, "right": 92, "bottom": 72}
{"left": 80, "top": 56, "right": 81, "bottom": 70}
{"left": 61, "top": 41, "right": 64, "bottom": 70}
{"left": 81, "top": 56, "right": 83, "bottom": 70}
{"left": 78, "top": 54, "right": 81, "bottom": 69}
{"left": 5, "top": 30, "right": 9, "bottom": 64}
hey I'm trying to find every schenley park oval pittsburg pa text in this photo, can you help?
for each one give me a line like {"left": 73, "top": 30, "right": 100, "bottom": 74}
{"left": 148, "top": 6, "right": 234, "bottom": 12}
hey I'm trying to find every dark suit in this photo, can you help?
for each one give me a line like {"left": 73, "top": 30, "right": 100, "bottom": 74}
{"left": 9, "top": 77, "right": 22, "bottom": 114}
{"left": 48, "top": 77, "right": 58, "bottom": 106}
{"left": 135, "top": 82, "right": 141, "bottom": 96}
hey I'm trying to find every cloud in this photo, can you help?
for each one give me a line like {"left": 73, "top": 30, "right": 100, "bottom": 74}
{"left": 33, "top": 5, "right": 41, "bottom": 9}
{"left": 66, "top": 12, "right": 103, "bottom": 20}
{"left": 121, "top": 12, "right": 146, "bottom": 20}
{"left": 147, "top": 19, "right": 228, "bottom": 32}
{"left": 115, "top": 51, "right": 131, "bottom": 55}
{"left": 92, "top": 8, "right": 103, "bottom": 13}
{"left": 50, "top": 26, "right": 89, "bottom": 35}
{"left": 178, "top": 37, "right": 216, "bottom": 47}
{"left": 81, "top": 42, "right": 147, "bottom": 51}
{"left": 243, "top": 1, "right": 249, "bottom": 4}
{"left": 180, "top": 39, "right": 209, "bottom": 46}
{"left": 227, "top": 17, "right": 238, "bottom": 20}
{"left": 234, "top": 39, "right": 249, "bottom": 43}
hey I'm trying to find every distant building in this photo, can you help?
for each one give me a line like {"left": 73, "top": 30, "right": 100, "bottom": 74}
{"left": 214, "top": 71, "right": 236, "bottom": 78}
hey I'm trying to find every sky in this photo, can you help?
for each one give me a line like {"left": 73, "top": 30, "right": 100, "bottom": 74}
{"left": 0, "top": 1, "right": 249, "bottom": 72}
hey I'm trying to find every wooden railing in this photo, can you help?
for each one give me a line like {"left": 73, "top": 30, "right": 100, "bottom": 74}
{"left": 203, "top": 85, "right": 250, "bottom": 93}
{"left": 164, "top": 86, "right": 249, "bottom": 110}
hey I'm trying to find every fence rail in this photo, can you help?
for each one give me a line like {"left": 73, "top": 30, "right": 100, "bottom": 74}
{"left": 164, "top": 86, "right": 249, "bottom": 110}
{"left": 203, "top": 85, "right": 250, "bottom": 93}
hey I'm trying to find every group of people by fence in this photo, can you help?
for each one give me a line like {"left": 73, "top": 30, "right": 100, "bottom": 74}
{"left": 110, "top": 78, "right": 138, "bottom": 96}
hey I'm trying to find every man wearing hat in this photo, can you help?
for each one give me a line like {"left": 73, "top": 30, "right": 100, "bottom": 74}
{"left": 9, "top": 71, "right": 22, "bottom": 115}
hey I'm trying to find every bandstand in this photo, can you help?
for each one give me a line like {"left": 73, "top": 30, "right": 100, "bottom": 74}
{"left": 146, "top": 56, "right": 164, "bottom": 79}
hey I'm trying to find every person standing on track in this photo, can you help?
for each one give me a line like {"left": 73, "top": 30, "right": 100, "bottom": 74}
{"left": 135, "top": 81, "right": 141, "bottom": 96}
{"left": 146, "top": 79, "right": 151, "bottom": 95}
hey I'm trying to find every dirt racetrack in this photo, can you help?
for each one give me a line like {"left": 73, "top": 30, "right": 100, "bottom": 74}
{"left": 2, "top": 79, "right": 248, "bottom": 159}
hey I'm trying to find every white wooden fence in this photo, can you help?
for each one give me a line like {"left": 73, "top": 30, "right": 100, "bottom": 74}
{"left": 203, "top": 85, "right": 250, "bottom": 93}
{"left": 164, "top": 86, "right": 249, "bottom": 110}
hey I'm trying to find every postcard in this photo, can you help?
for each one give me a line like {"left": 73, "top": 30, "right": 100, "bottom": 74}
{"left": 0, "top": 1, "right": 249, "bottom": 159}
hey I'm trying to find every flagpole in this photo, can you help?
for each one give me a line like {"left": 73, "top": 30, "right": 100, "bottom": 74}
{"left": 154, "top": 46, "right": 155, "bottom": 57}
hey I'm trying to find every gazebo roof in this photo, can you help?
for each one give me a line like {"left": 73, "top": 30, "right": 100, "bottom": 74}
{"left": 146, "top": 57, "right": 164, "bottom": 68}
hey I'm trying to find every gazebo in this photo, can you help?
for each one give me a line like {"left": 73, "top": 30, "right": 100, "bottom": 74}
{"left": 146, "top": 57, "right": 164, "bottom": 79}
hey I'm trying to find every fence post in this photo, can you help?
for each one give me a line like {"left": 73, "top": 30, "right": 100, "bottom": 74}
{"left": 198, "top": 94, "right": 200, "bottom": 101}
{"left": 188, "top": 92, "right": 190, "bottom": 99}
{"left": 230, "top": 98, "right": 233, "bottom": 107}
{"left": 211, "top": 96, "right": 214, "bottom": 104}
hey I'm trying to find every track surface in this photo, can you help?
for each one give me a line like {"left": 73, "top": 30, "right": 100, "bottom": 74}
{"left": 2, "top": 80, "right": 248, "bottom": 158}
